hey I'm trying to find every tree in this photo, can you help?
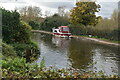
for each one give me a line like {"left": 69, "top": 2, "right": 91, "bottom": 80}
{"left": 29, "top": 21, "right": 40, "bottom": 30}
{"left": 1, "top": 8, "right": 32, "bottom": 43}
{"left": 58, "top": 6, "right": 66, "bottom": 16}
{"left": 111, "top": 9, "right": 118, "bottom": 23}
{"left": 1, "top": 8, "right": 40, "bottom": 60}
{"left": 18, "top": 6, "right": 42, "bottom": 22}
{"left": 69, "top": 1, "right": 101, "bottom": 26}
{"left": 44, "top": 10, "right": 52, "bottom": 17}
{"left": 40, "top": 14, "right": 69, "bottom": 31}
{"left": 118, "top": 1, "right": 120, "bottom": 29}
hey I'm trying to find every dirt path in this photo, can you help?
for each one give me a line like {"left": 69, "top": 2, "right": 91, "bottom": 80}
{"left": 72, "top": 35, "right": 120, "bottom": 46}
{"left": 32, "top": 30, "right": 120, "bottom": 47}
{"left": 32, "top": 30, "right": 53, "bottom": 35}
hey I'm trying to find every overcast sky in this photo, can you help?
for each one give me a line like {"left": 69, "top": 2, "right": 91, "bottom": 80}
{"left": 0, "top": 0, "right": 119, "bottom": 18}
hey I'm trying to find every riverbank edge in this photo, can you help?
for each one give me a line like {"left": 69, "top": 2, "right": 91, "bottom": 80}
{"left": 32, "top": 30, "right": 120, "bottom": 46}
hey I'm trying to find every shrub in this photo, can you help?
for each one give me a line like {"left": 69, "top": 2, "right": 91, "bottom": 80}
{"left": 2, "top": 58, "right": 28, "bottom": 72}
{"left": 1, "top": 8, "right": 32, "bottom": 44}
{"left": 69, "top": 24, "right": 91, "bottom": 36}
{"left": 40, "top": 14, "right": 69, "bottom": 31}
{"left": 29, "top": 21, "right": 40, "bottom": 30}
{"left": 69, "top": 24, "right": 120, "bottom": 41}
{"left": 1, "top": 8, "right": 40, "bottom": 62}
{"left": 11, "top": 41, "right": 40, "bottom": 62}
{"left": 2, "top": 57, "right": 119, "bottom": 78}
{"left": 2, "top": 42, "right": 17, "bottom": 59}
{"left": 15, "top": 21, "right": 32, "bottom": 43}
{"left": 2, "top": 8, "right": 20, "bottom": 43}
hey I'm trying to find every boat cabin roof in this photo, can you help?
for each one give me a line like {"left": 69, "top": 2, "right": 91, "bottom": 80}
{"left": 59, "top": 26, "right": 69, "bottom": 28}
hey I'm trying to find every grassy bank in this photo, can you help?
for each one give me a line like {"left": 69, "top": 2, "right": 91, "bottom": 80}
{"left": 80, "top": 35, "right": 119, "bottom": 44}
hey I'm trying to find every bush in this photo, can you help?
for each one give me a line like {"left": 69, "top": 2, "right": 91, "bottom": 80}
{"left": 11, "top": 41, "right": 40, "bottom": 62}
{"left": 40, "top": 14, "right": 69, "bottom": 31}
{"left": 110, "top": 29, "right": 120, "bottom": 41}
{"left": 1, "top": 8, "right": 40, "bottom": 62}
{"left": 15, "top": 21, "right": 32, "bottom": 43}
{"left": 69, "top": 24, "right": 120, "bottom": 41}
{"left": 2, "top": 8, "right": 20, "bottom": 43}
{"left": 1, "top": 8, "right": 32, "bottom": 44}
{"left": 2, "top": 42, "right": 17, "bottom": 59}
{"left": 69, "top": 24, "right": 91, "bottom": 36}
{"left": 29, "top": 21, "right": 40, "bottom": 30}
{"left": 2, "top": 58, "right": 28, "bottom": 72}
{"left": 2, "top": 57, "right": 119, "bottom": 78}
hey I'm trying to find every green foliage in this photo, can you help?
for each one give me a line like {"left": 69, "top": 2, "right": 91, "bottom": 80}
{"left": 1, "top": 8, "right": 32, "bottom": 44}
{"left": 69, "top": 1, "right": 101, "bottom": 26}
{"left": 2, "top": 57, "right": 119, "bottom": 78}
{"left": 1, "top": 8, "right": 40, "bottom": 63}
{"left": 40, "top": 57, "right": 45, "bottom": 68}
{"left": 95, "top": 18, "right": 118, "bottom": 31}
{"left": 2, "top": 58, "right": 28, "bottom": 72}
{"left": 11, "top": 41, "right": 40, "bottom": 62}
{"left": 40, "top": 14, "right": 69, "bottom": 31}
{"left": 69, "top": 24, "right": 89, "bottom": 35}
{"left": 2, "top": 42, "right": 17, "bottom": 59}
{"left": 70, "top": 24, "right": 120, "bottom": 41}
{"left": 69, "top": 8, "right": 120, "bottom": 41}
{"left": 29, "top": 21, "right": 40, "bottom": 30}
{"left": 2, "top": 8, "right": 20, "bottom": 43}
{"left": 17, "top": 21, "right": 32, "bottom": 43}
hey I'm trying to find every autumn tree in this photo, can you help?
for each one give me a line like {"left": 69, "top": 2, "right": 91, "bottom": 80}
{"left": 69, "top": 1, "right": 101, "bottom": 26}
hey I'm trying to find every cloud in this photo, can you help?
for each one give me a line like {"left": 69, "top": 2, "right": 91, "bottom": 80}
{"left": 97, "top": 0, "right": 119, "bottom": 2}
{"left": 96, "top": 2, "right": 118, "bottom": 18}
{"left": 38, "top": 2, "right": 74, "bottom": 9}
{"left": 0, "top": 0, "right": 118, "bottom": 18}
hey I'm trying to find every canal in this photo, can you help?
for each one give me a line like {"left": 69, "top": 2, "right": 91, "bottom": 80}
{"left": 32, "top": 32, "right": 120, "bottom": 76}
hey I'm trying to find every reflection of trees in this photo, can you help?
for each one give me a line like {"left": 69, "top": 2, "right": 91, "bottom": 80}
{"left": 32, "top": 33, "right": 53, "bottom": 46}
{"left": 33, "top": 33, "right": 94, "bottom": 69}
{"left": 91, "top": 45, "right": 119, "bottom": 75}
{"left": 32, "top": 33, "right": 60, "bottom": 53}
{"left": 91, "top": 43, "right": 120, "bottom": 61}
{"left": 33, "top": 33, "right": 70, "bottom": 51}
{"left": 68, "top": 38, "right": 94, "bottom": 69}
{"left": 32, "top": 33, "right": 120, "bottom": 74}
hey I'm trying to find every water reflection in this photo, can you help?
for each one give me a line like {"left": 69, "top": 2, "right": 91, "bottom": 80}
{"left": 68, "top": 38, "right": 93, "bottom": 70}
{"left": 92, "top": 47, "right": 119, "bottom": 75}
{"left": 32, "top": 33, "right": 119, "bottom": 75}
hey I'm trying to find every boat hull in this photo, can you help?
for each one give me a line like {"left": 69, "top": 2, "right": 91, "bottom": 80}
{"left": 53, "top": 33, "right": 72, "bottom": 38}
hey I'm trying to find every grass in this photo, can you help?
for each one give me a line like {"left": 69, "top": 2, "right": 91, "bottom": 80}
{"left": 78, "top": 35, "right": 119, "bottom": 44}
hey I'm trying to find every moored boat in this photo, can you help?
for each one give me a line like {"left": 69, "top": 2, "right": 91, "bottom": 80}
{"left": 52, "top": 26, "right": 72, "bottom": 37}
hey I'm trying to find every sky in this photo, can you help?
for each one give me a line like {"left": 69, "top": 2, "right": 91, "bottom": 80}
{"left": 0, "top": 0, "right": 119, "bottom": 18}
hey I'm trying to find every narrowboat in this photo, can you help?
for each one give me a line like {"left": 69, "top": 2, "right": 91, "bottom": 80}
{"left": 52, "top": 26, "right": 71, "bottom": 37}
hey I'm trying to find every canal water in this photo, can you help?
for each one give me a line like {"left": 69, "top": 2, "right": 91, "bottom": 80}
{"left": 32, "top": 33, "right": 120, "bottom": 76}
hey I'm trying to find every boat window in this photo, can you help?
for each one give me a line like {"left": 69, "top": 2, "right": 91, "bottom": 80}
{"left": 63, "top": 27, "right": 69, "bottom": 31}
{"left": 54, "top": 30, "right": 57, "bottom": 33}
